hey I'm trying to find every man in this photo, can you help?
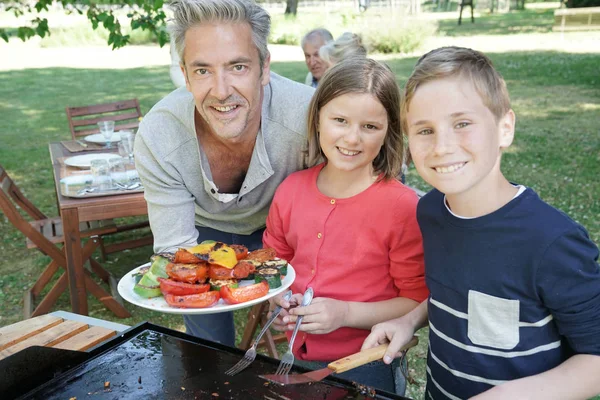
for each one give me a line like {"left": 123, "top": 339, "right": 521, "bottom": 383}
{"left": 134, "top": 0, "right": 314, "bottom": 347}
{"left": 301, "top": 28, "right": 333, "bottom": 88}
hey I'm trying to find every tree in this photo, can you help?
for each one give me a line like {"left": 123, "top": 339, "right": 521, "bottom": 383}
{"left": 0, "top": 0, "right": 169, "bottom": 49}
{"left": 284, "top": 0, "right": 298, "bottom": 15}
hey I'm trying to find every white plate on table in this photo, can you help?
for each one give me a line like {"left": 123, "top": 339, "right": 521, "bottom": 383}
{"left": 64, "top": 153, "right": 122, "bottom": 169}
{"left": 118, "top": 263, "right": 295, "bottom": 315}
{"left": 84, "top": 133, "right": 121, "bottom": 144}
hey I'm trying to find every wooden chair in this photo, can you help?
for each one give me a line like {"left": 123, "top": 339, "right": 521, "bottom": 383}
{"left": 0, "top": 165, "right": 131, "bottom": 319}
{"left": 65, "top": 98, "right": 142, "bottom": 139}
{"left": 239, "top": 302, "right": 289, "bottom": 358}
{"left": 65, "top": 99, "right": 152, "bottom": 258}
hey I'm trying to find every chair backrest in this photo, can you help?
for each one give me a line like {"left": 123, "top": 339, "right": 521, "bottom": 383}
{"left": 0, "top": 165, "right": 64, "bottom": 260}
{"left": 65, "top": 98, "right": 143, "bottom": 139}
{"left": 0, "top": 165, "right": 47, "bottom": 221}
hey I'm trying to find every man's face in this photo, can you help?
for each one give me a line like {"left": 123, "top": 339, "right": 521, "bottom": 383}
{"left": 181, "top": 22, "right": 270, "bottom": 141}
{"left": 303, "top": 38, "right": 328, "bottom": 81}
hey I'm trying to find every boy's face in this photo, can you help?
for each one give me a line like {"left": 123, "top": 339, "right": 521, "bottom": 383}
{"left": 406, "top": 76, "right": 515, "bottom": 199}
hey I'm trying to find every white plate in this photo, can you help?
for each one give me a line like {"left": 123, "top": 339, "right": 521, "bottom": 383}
{"left": 84, "top": 133, "right": 121, "bottom": 144}
{"left": 64, "top": 153, "right": 122, "bottom": 169}
{"left": 118, "top": 263, "right": 295, "bottom": 315}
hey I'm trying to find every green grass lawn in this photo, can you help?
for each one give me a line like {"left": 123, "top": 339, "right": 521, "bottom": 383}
{"left": 1, "top": 20, "right": 599, "bottom": 399}
{"left": 437, "top": 8, "right": 556, "bottom": 36}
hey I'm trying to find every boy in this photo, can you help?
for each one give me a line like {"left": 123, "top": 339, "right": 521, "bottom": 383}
{"left": 361, "top": 47, "right": 600, "bottom": 399}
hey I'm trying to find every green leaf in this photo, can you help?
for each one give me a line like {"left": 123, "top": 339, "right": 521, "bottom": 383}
{"left": 16, "top": 27, "right": 36, "bottom": 41}
{"left": 35, "top": 19, "right": 50, "bottom": 38}
{"left": 0, "top": 29, "right": 9, "bottom": 43}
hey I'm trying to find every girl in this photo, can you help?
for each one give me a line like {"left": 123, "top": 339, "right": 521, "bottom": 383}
{"left": 263, "top": 58, "right": 428, "bottom": 394}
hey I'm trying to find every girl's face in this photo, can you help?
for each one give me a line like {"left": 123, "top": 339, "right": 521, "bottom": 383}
{"left": 318, "top": 92, "right": 388, "bottom": 176}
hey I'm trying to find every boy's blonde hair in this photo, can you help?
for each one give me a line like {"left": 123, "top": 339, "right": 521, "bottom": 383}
{"left": 306, "top": 58, "right": 403, "bottom": 181}
{"left": 401, "top": 46, "right": 511, "bottom": 135}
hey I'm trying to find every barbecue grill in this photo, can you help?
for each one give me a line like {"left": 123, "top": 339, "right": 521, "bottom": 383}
{"left": 1, "top": 322, "right": 411, "bottom": 400}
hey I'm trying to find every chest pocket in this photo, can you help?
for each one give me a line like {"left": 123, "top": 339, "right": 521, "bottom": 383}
{"left": 467, "top": 290, "right": 520, "bottom": 350}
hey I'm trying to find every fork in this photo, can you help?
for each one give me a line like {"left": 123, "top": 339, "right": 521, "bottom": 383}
{"left": 225, "top": 290, "right": 293, "bottom": 376}
{"left": 275, "top": 287, "right": 314, "bottom": 376}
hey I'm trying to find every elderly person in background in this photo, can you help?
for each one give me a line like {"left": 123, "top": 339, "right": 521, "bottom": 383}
{"left": 319, "top": 32, "right": 367, "bottom": 68}
{"left": 301, "top": 28, "right": 333, "bottom": 88}
{"left": 135, "top": 0, "right": 314, "bottom": 347}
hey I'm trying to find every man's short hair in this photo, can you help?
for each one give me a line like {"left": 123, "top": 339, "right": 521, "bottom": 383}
{"left": 169, "top": 0, "right": 271, "bottom": 68}
{"left": 301, "top": 28, "right": 333, "bottom": 49}
{"left": 401, "top": 46, "right": 511, "bottom": 135}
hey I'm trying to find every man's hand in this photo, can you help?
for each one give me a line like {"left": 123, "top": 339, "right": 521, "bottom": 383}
{"left": 284, "top": 297, "right": 349, "bottom": 334}
{"left": 268, "top": 292, "right": 303, "bottom": 331}
{"left": 361, "top": 317, "right": 416, "bottom": 364}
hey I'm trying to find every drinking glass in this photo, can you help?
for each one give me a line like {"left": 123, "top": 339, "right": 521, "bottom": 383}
{"left": 120, "top": 130, "right": 135, "bottom": 163}
{"left": 90, "top": 159, "right": 112, "bottom": 191}
{"left": 109, "top": 158, "right": 129, "bottom": 187}
{"left": 97, "top": 121, "right": 115, "bottom": 149}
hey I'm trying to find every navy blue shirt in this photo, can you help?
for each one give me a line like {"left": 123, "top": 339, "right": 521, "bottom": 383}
{"left": 418, "top": 188, "right": 600, "bottom": 399}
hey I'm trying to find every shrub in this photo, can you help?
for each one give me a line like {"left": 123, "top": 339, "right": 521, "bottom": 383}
{"left": 270, "top": 9, "right": 436, "bottom": 55}
{"left": 361, "top": 18, "right": 437, "bottom": 54}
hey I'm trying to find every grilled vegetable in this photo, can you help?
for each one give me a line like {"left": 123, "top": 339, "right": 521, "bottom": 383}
{"left": 164, "top": 291, "right": 221, "bottom": 308}
{"left": 149, "top": 255, "right": 170, "bottom": 279}
{"left": 133, "top": 270, "right": 162, "bottom": 298}
{"left": 174, "top": 249, "right": 202, "bottom": 264}
{"left": 133, "top": 282, "right": 162, "bottom": 298}
{"left": 209, "top": 278, "right": 239, "bottom": 291}
{"left": 255, "top": 267, "right": 282, "bottom": 289}
{"left": 220, "top": 281, "right": 269, "bottom": 305}
{"left": 158, "top": 278, "right": 210, "bottom": 296}
{"left": 187, "top": 242, "right": 238, "bottom": 269}
{"left": 263, "top": 259, "right": 288, "bottom": 276}
{"left": 209, "top": 263, "right": 255, "bottom": 280}
{"left": 132, "top": 266, "right": 149, "bottom": 285}
{"left": 246, "top": 248, "right": 277, "bottom": 263}
{"left": 231, "top": 244, "right": 249, "bottom": 260}
{"left": 166, "top": 262, "right": 209, "bottom": 284}
{"left": 152, "top": 252, "right": 175, "bottom": 262}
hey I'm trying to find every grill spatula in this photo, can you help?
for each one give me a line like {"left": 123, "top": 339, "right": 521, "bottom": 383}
{"left": 260, "top": 336, "right": 418, "bottom": 386}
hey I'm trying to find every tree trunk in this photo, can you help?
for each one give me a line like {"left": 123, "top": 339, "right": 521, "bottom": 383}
{"left": 285, "top": 0, "right": 299, "bottom": 15}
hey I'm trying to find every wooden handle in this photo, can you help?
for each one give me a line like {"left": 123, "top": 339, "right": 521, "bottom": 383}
{"left": 327, "top": 336, "right": 419, "bottom": 374}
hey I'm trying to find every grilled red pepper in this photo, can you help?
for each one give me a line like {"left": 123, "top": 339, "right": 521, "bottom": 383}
{"left": 163, "top": 291, "right": 221, "bottom": 308}
{"left": 166, "top": 262, "right": 209, "bottom": 284}
{"left": 220, "top": 281, "right": 269, "bottom": 305}
{"left": 230, "top": 244, "right": 249, "bottom": 260}
{"left": 158, "top": 278, "right": 210, "bottom": 296}
{"left": 209, "top": 263, "right": 255, "bottom": 280}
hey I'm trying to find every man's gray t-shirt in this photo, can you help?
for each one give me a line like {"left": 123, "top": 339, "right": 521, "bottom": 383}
{"left": 135, "top": 72, "right": 315, "bottom": 252}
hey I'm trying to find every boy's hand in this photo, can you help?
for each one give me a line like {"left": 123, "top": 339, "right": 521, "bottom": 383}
{"left": 362, "top": 318, "right": 415, "bottom": 364}
{"left": 284, "top": 297, "right": 349, "bottom": 334}
{"left": 268, "top": 292, "right": 303, "bottom": 331}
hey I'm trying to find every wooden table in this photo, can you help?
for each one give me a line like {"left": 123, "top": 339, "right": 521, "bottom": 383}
{"left": 0, "top": 313, "right": 128, "bottom": 361}
{"left": 49, "top": 142, "right": 149, "bottom": 316}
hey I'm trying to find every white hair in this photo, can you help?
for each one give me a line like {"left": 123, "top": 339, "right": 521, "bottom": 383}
{"left": 301, "top": 28, "right": 333, "bottom": 49}
{"left": 319, "top": 32, "right": 367, "bottom": 66}
{"left": 169, "top": 0, "right": 271, "bottom": 68}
